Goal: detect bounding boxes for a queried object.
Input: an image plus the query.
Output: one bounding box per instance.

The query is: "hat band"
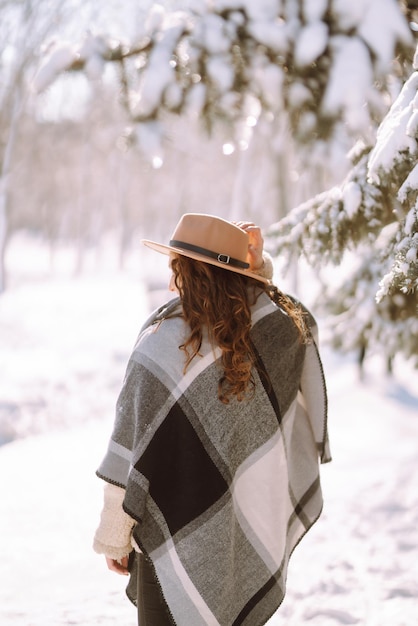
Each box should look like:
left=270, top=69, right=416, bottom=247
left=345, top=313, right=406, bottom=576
left=169, top=239, right=250, bottom=269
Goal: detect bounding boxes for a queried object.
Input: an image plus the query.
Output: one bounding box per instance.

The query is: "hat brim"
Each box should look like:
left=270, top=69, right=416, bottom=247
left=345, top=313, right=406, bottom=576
left=141, top=239, right=269, bottom=284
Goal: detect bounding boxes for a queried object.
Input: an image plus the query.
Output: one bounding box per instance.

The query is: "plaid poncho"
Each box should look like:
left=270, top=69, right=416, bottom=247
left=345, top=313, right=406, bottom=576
left=97, top=292, right=331, bottom=626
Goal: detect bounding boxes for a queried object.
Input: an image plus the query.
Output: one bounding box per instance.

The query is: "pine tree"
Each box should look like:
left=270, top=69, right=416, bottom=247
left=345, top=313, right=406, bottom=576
left=267, top=50, right=418, bottom=368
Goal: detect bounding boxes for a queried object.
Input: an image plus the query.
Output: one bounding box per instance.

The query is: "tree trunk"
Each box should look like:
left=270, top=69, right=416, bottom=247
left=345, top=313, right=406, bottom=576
left=0, top=190, right=7, bottom=293
left=0, top=90, right=22, bottom=293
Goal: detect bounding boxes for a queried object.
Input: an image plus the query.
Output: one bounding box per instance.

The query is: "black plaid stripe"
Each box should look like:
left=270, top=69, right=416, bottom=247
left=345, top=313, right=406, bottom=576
left=134, top=401, right=229, bottom=536
left=288, top=476, right=322, bottom=531
left=232, top=561, right=286, bottom=626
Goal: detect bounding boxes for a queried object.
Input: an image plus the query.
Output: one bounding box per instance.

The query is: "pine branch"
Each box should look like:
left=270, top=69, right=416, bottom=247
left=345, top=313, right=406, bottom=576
left=265, top=146, right=392, bottom=267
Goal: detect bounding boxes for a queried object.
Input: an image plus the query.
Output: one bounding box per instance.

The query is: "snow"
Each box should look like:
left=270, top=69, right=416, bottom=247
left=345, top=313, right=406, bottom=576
left=302, top=0, right=328, bottom=23
left=294, top=21, right=328, bottom=68
left=322, top=36, right=373, bottom=131
left=246, top=20, right=288, bottom=53
left=33, top=43, right=78, bottom=92
left=134, top=26, right=181, bottom=118
left=185, top=82, right=207, bottom=117
left=406, top=247, right=417, bottom=263
left=332, top=0, right=366, bottom=30
left=342, top=181, right=362, bottom=218
left=145, top=3, right=166, bottom=33
left=358, top=0, right=413, bottom=72
left=206, top=56, right=235, bottom=92
left=197, top=14, right=233, bottom=55
left=367, top=72, right=418, bottom=183
left=376, top=270, right=396, bottom=303
left=398, top=165, right=418, bottom=203
left=253, top=62, right=284, bottom=110
left=78, top=32, right=109, bottom=80
left=405, top=207, right=417, bottom=235
left=0, top=236, right=417, bottom=625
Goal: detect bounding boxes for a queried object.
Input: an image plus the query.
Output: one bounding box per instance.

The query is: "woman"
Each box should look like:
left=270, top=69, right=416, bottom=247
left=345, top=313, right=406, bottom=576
left=93, top=213, right=331, bottom=626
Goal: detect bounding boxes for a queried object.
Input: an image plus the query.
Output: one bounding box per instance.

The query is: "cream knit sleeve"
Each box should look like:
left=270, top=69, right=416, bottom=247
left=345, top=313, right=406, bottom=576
left=93, top=483, right=136, bottom=560
left=253, top=252, right=274, bottom=281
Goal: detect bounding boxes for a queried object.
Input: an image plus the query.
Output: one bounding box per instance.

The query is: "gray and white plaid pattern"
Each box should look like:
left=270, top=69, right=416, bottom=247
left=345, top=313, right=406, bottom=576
left=97, top=293, right=331, bottom=625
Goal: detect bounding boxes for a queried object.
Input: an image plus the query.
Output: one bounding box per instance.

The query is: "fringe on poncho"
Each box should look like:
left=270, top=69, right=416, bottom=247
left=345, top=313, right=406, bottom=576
left=97, top=292, right=331, bottom=625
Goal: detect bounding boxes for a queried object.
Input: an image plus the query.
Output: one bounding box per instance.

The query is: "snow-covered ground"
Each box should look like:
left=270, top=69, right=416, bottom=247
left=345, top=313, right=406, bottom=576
left=0, top=237, right=417, bottom=625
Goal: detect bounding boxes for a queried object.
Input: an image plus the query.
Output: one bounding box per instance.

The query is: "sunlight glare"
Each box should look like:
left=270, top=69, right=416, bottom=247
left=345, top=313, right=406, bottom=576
left=222, top=142, right=235, bottom=156
left=152, top=155, right=163, bottom=169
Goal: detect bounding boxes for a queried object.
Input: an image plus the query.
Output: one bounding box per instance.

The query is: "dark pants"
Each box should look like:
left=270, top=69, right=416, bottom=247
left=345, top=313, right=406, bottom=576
left=137, top=553, right=172, bottom=625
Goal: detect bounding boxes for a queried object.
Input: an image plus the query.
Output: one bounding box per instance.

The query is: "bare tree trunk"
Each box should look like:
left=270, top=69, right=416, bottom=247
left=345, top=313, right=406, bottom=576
left=0, top=191, right=7, bottom=293
left=74, top=130, right=91, bottom=275
left=117, top=151, right=131, bottom=270
left=0, top=89, right=21, bottom=293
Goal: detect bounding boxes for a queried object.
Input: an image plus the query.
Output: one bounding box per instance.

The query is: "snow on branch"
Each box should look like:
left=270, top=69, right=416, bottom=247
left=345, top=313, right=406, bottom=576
left=367, top=71, right=418, bottom=185
left=319, top=235, right=418, bottom=364
left=376, top=205, right=418, bottom=298
left=33, top=33, right=155, bottom=92
left=365, top=61, right=418, bottom=298
left=33, top=0, right=415, bottom=149
left=265, top=146, right=389, bottom=268
left=268, top=34, right=418, bottom=300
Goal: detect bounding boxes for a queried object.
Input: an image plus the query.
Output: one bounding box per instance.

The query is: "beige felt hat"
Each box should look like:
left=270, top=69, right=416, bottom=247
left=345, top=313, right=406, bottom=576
left=141, top=213, right=269, bottom=284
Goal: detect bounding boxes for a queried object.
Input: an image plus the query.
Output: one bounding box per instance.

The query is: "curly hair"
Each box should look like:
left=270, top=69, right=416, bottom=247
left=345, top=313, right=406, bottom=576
left=170, top=254, right=309, bottom=403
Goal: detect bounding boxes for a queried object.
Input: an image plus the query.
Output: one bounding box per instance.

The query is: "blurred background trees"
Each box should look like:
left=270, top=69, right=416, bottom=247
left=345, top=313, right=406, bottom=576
left=0, top=0, right=72, bottom=290
left=2, top=0, right=418, bottom=368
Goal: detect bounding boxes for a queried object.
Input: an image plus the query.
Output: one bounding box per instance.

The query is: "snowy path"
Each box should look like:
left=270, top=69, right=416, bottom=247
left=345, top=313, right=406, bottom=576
left=0, top=274, right=417, bottom=625
left=0, top=421, right=136, bottom=625
left=271, top=357, right=418, bottom=626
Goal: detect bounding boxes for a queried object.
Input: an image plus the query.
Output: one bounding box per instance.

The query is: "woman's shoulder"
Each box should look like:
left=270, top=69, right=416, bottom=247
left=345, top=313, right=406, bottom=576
left=254, top=289, right=317, bottom=330
left=131, top=298, right=186, bottom=359
left=138, top=297, right=183, bottom=333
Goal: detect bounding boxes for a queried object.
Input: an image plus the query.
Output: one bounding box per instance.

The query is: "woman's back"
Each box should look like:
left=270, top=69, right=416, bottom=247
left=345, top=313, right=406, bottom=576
left=94, top=214, right=331, bottom=626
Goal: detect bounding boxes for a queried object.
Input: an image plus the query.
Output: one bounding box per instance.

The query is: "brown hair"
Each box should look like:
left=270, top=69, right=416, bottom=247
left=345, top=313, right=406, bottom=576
left=171, top=255, right=309, bottom=403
